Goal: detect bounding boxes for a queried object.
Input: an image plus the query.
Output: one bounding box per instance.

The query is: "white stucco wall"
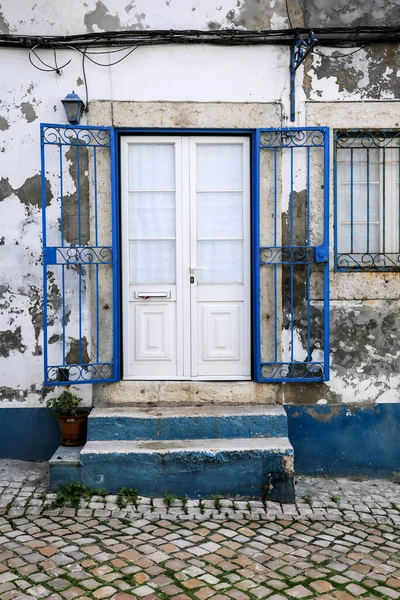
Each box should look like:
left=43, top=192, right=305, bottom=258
left=1, top=0, right=400, bottom=407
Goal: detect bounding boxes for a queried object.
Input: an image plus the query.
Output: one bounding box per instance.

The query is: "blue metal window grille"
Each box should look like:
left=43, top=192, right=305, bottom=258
left=253, top=128, right=330, bottom=382
left=335, top=130, right=400, bottom=271
left=41, top=124, right=120, bottom=385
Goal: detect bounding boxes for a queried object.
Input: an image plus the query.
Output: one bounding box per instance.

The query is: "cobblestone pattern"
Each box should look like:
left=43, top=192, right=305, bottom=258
left=0, top=461, right=399, bottom=600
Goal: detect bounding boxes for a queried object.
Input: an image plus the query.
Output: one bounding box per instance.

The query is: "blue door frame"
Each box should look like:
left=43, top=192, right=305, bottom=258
left=42, top=125, right=329, bottom=385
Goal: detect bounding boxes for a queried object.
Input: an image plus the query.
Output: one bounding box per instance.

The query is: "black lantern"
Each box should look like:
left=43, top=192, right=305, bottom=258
left=61, top=91, right=85, bottom=125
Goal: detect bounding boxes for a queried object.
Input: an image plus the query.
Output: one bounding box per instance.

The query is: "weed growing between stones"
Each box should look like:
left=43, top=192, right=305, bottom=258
left=331, top=494, right=340, bottom=503
left=304, top=495, right=313, bottom=505
left=213, top=494, right=222, bottom=513
left=163, top=493, right=176, bottom=513
left=180, top=495, right=188, bottom=514
left=116, top=487, right=139, bottom=509
left=50, top=481, right=105, bottom=509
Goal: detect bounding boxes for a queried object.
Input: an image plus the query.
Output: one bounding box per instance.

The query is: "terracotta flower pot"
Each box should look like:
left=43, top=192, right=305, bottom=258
left=57, top=409, right=90, bottom=447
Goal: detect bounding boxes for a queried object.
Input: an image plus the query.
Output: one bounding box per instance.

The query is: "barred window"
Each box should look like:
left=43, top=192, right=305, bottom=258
left=335, top=130, right=400, bottom=271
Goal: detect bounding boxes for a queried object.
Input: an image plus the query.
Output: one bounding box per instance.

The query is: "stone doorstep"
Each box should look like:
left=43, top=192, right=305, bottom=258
left=87, top=405, right=289, bottom=442
left=79, top=437, right=295, bottom=502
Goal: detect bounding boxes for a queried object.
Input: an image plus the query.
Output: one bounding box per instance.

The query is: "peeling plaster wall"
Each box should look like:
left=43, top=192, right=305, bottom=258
left=1, top=0, right=400, bottom=35
left=1, top=0, right=400, bottom=413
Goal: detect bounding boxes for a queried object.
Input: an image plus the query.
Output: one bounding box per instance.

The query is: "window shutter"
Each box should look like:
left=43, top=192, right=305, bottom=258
left=41, top=124, right=120, bottom=385
left=253, top=128, right=330, bottom=382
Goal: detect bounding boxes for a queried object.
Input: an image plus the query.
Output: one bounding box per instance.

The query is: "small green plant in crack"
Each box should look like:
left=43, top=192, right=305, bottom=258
left=199, top=499, right=205, bottom=514
left=246, top=501, right=252, bottom=513
left=303, top=495, right=313, bottom=505
left=50, top=481, right=96, bottom=510
left=180, top=496, right=188, bottom=514
left=163, top=493, right=176, bottom=513
left=331, top=494, right=340, bottom=504
left=212, top=494, right=222, bottom=513
left=150, top=497, right=155, bottom=512
left=116, top=487, right=139, bottom=510
left=231, top=500, right=237, bottom=512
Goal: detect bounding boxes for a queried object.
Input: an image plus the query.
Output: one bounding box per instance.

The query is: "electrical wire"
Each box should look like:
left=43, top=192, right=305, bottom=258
left=285, top=0, right=293, bottom=29
left=28, top=45, right=71, bottom=72
left=82, top=47, right=89, bottom=111
left=313, top=45, right=369, bottom=58
left=3, top=26, right=400, bottom=50
left=67, top=44, right=138, bottom=67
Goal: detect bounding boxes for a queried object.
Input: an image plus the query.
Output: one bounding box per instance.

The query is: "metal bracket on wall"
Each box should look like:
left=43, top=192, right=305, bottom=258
left=290, top=31, right=318, bottom=122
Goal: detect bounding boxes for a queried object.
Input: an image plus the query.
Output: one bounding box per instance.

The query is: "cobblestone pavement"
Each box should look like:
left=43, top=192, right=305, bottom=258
left=0, top=461, right=400, bottom=600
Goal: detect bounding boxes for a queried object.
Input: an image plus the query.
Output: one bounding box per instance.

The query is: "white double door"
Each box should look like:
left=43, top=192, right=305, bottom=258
left=121, top=135, right=251, bottom=380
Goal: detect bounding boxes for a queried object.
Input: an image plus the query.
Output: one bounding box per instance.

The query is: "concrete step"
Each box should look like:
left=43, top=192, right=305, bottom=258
left=87, top=405, right=288, bottom=441
left=80, top=437, right=295, bottom=501
left=49, top=446, right=82, bottom=491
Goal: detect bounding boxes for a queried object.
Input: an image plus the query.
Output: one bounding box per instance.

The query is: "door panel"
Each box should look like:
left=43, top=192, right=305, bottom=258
left=121, top=135, right=251, bottom=380
left=190, top=138, right=251, bottom=378
left=121, top=137, right=182, bottom=378
left=132, top=302, right=176, bottom=368
left=200, top=303, right=241, bottom=361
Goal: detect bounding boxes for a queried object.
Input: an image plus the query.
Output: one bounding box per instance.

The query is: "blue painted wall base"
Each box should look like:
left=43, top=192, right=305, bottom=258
left=0, top=408, right=61, bottom=461
left=3, top=404, right=400, bottom=480
left=285, top=403, right=400, bottom=477
left=0, top=408, right=90, bottom=462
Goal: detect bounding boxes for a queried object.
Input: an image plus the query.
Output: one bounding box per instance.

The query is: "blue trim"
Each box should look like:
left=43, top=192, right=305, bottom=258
left=117, top=128, right=254, bottom=133
left=40, top=124, right=49, bottom=387
left=334, top=129, right=400, bottom=272
left=322, top=126, right=330, bottom=381
left=333, top=130, right=339, bottom=272
left=252, top=130, right=261, bottom=381
left=41, top=123, right=119, bottom=386
left=255, top=127, right=330, bottom=383
left=111, top=128, right=121, bottom=382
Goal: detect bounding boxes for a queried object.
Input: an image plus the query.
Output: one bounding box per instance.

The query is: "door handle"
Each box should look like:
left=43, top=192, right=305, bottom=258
left=190, top=265, right=205, bottom=273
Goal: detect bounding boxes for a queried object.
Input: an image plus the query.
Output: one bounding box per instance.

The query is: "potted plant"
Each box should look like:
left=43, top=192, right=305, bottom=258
left=46, top=391, right=89, bottom=447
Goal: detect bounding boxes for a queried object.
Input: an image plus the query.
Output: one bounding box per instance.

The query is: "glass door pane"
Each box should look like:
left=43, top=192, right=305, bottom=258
left=128, top=144, right=176, bottom=284
left=196, top=144, right=244, bottom=284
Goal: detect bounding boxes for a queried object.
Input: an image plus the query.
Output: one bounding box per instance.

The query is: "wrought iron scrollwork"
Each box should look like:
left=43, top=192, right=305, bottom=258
left=261, top=362, right=324, bottom=380
left=42, top=126, right=111, bottom=147
left=260, top=246, right=315, bottom=265
left=56, top=246, right=113, bottom=265
left=47, top=363, right=114, bottom=382
left=336, top=130, right=400, bottom=149
left=336, top=253, right=400, bottom=271
left=260, top=129, right=324, bottom=149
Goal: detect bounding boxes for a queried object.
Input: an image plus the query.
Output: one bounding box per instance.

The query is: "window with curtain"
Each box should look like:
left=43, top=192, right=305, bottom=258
left=335, top=130, right=400, bottom=271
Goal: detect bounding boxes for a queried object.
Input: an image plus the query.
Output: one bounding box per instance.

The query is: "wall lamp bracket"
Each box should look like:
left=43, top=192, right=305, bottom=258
left=290, top=31, right=318, bottom=122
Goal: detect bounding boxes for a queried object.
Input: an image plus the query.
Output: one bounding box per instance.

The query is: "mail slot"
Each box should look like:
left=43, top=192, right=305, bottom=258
left=134, top=292, right=171, bottom=299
